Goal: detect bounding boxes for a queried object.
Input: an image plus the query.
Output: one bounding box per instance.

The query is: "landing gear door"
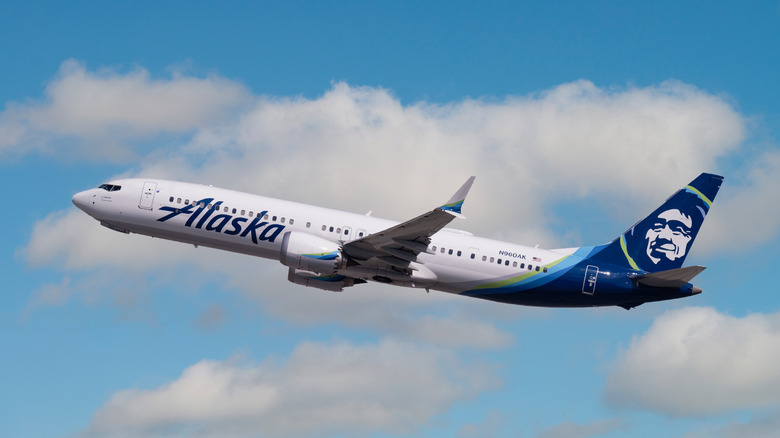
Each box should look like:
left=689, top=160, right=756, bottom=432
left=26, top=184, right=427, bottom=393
left=139, top=181, right=157, bottom=210
left=582, top=265, right=598, bottom=295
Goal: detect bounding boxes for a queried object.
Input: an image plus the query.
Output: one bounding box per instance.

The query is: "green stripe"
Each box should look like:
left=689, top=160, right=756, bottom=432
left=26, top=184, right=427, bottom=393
left=443, top=200, right=464, bottom=209
left=685, top=185, right=712, bottom=208
left=303, top=251, right=336, bottom=257
left=473, top=256, right=569, bottom=290
left=620, top=235, right=640, bottom=270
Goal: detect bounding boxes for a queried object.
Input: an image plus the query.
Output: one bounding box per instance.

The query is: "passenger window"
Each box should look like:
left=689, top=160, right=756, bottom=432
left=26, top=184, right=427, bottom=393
left=343, top=229, right=348, bottom=235
left=329, top=226, right=334, bottom=232
left=513, top=261, right=517, bottom=267
left=497, top=259, right=502, bottom=264
left=290, top=219, right=294, bottom=225
left=322, top=225, right=327, bottom=231
left=241, top=210, right=245, bottom=215
left=535, top=266, right=540, bottom=271
left=177, top=198, right=182, bottom=204
left=224, top=207, right=229, bottom=213
left=528, top=265, right=533, bottom=270
left=432, top=246, right=437, bottom=252
left=307, top=222, right=311, bottom=228
left=543, top=267, right=548, bottom=273
left=470, top=254, right=475, bottom=259
left=448, top=249, right=453, bottom=255
left=272, top=216, right=277, bottom=221
left=457, top=250, right=462, bottom=257
left=359, top=232, right=364, bottom=237
left=264, top=214, right=269, bottom=220
left=185, top=199, right=190, bottom=205
left=440, top=248, right=445, bottom=254
left=232, top=208, right=237, bottom=214
left=169, top=196, right=174, bottom=202
left=249, top=211, right=253, bottom=217
left=281, top=217, right=285, bottom=223
left=482, top=256, right=487, bottom=261
left=489, top=257, right=495, bottom=263
left=336, top=228, right=341, bottom=233
left=505, top=260, right=510, bottom=266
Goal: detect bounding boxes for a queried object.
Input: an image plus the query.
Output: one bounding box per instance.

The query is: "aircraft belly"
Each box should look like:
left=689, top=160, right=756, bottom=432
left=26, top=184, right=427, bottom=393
left=457, top=260, right=638, bottom=307
left=100, top=218, right=280, bottom=260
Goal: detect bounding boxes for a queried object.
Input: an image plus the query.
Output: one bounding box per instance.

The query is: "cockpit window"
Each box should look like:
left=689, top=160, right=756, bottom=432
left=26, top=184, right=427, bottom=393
left=98, top=184, right=122, bottom=192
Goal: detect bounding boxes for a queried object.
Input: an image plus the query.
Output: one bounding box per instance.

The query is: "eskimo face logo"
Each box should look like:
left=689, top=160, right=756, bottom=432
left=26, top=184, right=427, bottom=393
left=644, top=208, right=693, bottom=264
left=157, top=197, right=285, bottom=244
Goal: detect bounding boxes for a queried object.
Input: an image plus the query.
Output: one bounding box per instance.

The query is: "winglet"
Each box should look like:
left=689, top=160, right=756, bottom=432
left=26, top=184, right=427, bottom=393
left=441, top=176, right=476, bottom=215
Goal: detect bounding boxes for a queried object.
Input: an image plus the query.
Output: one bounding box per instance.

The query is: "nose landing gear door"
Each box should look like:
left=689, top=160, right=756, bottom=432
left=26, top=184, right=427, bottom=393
left=139, top=181, right=157, bottom=210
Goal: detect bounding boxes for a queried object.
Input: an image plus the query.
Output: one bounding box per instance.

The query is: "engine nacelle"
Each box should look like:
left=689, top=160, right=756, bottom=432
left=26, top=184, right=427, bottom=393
left=280, top=231, right=344, bottom=274
left=288, top=268, right=354, bottom=292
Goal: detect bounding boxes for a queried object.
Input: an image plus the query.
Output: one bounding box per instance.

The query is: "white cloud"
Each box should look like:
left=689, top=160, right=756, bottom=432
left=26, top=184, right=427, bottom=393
left=22, top=209, right=198, bottom=270
left=82, top=339, right=499, bottom=438
left=604, top=307, right=780, bottom=416
left=0, top=59, right=250, bottom=160
left=695, top=149, right=780, bottom=255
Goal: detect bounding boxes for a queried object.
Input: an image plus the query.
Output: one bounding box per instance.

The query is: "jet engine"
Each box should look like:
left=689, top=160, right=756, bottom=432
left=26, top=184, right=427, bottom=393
left=279, top=231, right=345, bottom=274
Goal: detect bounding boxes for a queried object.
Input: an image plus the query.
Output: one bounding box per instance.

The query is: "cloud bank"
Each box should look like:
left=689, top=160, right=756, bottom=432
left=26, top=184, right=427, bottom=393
left=0, top=59, right=250, bottom=161
left=82, top=339, right=498, bottom=438
left=605, top=307, right=780, bottom=416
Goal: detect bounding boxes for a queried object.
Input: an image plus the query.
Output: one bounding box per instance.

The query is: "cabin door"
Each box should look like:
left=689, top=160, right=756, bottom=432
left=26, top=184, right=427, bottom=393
left=139, top=181, right=157, bottom=210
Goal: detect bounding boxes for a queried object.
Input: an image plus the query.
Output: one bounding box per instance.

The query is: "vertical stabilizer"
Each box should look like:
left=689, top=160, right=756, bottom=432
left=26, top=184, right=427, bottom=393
left=591, top=173, right=723, bottom=272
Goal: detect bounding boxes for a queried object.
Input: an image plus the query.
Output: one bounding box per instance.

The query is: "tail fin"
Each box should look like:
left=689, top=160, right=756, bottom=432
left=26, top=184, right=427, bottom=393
left=591, top=173, right=724, bottom=272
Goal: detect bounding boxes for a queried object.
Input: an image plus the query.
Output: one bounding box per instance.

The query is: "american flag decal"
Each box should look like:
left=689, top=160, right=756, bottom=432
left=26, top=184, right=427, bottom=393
left=533, top=256, right=541, bottom=262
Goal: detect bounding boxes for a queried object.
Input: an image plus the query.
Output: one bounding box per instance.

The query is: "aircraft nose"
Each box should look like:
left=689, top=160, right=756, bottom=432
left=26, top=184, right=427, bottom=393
left=72, top=190, right=94, bottom=212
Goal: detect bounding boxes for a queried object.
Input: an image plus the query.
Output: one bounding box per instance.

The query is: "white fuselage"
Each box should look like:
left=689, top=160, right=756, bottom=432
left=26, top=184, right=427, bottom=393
left=72, top=178, right=571, bottom=295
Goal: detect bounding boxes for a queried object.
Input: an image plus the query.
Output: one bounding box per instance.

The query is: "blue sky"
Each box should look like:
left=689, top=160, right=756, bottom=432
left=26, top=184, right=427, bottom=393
left=2, top=1, right=780, bottom=437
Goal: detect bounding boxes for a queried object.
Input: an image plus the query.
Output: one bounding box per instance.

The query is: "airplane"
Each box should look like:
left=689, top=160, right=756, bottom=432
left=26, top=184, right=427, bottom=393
left=72, top=173, right=723, bottom=309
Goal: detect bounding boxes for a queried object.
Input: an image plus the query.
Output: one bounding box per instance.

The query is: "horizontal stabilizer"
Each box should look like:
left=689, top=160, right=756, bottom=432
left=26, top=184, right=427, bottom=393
left=634, top=265, right=706, bottom=288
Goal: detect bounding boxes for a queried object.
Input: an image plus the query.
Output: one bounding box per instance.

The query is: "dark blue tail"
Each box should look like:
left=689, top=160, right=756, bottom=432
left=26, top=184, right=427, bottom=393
left=591, top=173, right=724, bottom=273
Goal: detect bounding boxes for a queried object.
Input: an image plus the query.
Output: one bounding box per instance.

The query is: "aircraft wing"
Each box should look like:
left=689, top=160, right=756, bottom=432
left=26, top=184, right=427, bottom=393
left=342, top=177, right=475, bottom=272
